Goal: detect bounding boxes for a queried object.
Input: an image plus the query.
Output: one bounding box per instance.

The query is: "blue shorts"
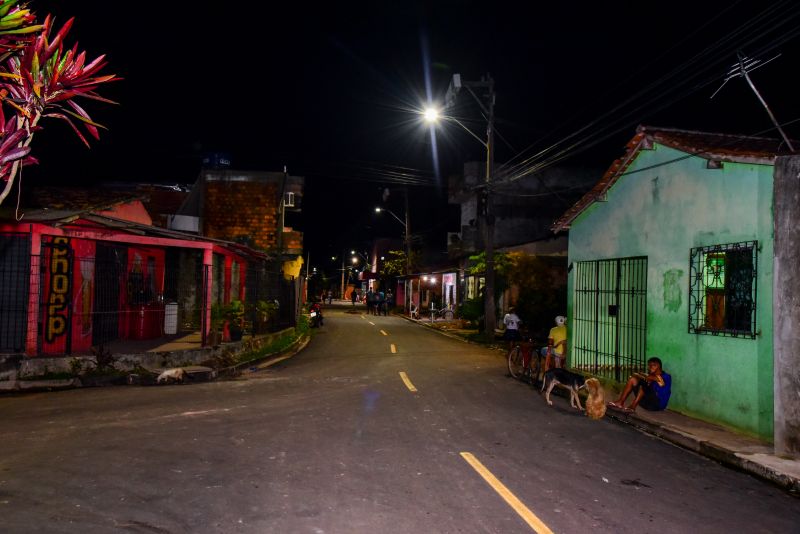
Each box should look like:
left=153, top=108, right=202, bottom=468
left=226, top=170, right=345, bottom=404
left=632, top=380, right=662, bottom=411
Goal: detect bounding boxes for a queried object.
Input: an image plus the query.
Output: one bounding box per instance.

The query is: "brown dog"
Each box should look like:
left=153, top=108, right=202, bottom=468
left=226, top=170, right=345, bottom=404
left=584, top=378, right=607, bottom=420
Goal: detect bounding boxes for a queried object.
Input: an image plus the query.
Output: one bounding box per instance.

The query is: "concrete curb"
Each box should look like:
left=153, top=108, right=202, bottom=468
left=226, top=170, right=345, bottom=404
left=0, top=333, right=312, bottom=392
left=220, top=333, right=311, bottom=377
left=397, top=313, right=506, bottom=351
left=608, top=410, right=800, bottom=493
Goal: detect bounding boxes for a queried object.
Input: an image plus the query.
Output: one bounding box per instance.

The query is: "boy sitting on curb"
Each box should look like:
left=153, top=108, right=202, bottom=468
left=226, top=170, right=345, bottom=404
left=608, top=357, right=671, bottom=413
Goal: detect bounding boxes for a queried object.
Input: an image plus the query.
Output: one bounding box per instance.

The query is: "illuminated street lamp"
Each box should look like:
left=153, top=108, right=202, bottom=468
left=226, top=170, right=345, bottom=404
left=423, top=107, right=440, bottom=123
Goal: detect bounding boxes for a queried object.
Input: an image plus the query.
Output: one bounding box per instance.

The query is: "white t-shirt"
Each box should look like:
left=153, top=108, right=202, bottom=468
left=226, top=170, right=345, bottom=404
left=503, top=313, right=520, bottom=330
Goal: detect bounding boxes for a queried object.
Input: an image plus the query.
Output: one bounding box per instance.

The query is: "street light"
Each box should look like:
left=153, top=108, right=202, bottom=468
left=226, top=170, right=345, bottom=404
left=374, top=206, right=406, bottom=228
left=351, top=249, right=368, bottom=262
left=422, top=73, right=497, bottom=338
left=423, top=107, right=440, bottom=123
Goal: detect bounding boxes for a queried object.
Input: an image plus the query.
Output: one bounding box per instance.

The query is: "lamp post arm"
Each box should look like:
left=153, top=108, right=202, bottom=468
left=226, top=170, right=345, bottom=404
left=464, top=84, right=490, bottom=117
left=383, top=208, right=407, bottom=227
left=447, top=116, right=489, bottom=148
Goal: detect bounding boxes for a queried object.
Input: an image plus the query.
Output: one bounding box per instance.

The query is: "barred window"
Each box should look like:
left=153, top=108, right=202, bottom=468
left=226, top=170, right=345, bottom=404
left=689, top=241, right=757, bottom=338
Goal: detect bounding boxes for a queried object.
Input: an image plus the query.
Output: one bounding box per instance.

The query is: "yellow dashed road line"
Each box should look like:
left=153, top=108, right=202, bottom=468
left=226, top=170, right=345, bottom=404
left=399, top=371, right=417, bottom=392
left=368, top=321, right=375, bottom=326
left=460, top=452, right=554, bottom=534
left=380, top=330, right=388, bottom=336
left=390, top=343, right=397, bottom=353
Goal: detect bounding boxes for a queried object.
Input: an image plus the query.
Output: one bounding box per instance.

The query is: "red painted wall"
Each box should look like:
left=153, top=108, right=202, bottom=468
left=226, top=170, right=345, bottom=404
left=40, top=236, right=96, bottom=354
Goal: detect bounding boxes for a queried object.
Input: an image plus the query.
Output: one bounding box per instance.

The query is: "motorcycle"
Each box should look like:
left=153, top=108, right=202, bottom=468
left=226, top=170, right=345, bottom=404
left=309, top=303, right=323, bottom=328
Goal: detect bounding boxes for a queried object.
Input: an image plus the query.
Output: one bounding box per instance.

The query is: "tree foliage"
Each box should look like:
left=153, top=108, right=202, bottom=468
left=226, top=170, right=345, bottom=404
left=379, top=249, right=419, bottom=277
left=0, top=1, right=118, bottom=205
left=468, top=251, right=567, bottom=339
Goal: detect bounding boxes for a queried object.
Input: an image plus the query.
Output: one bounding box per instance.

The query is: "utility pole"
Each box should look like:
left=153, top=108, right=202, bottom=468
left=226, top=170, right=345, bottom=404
left=277, top=165, right=288, bottom=267
left=483, top=75, right=497, bottom=338
left=430, top=72, right=497, bottom=337
left=340, top=253, right=345, bottom=299
left=304, top=251, right=310, bottom=302
left=404, top=186, right=412, bottom=275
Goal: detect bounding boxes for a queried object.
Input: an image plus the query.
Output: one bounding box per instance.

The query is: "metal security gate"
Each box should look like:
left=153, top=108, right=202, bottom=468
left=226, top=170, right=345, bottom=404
left=0, top=233, right=31, bottom=352
left=572, top=257, right=647, bottom=382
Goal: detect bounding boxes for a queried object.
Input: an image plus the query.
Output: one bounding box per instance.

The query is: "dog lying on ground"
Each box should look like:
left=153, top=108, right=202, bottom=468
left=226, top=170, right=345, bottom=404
left=157, top=368, right=186, bottom=384
left=584, top=378, right=607, bottom=420
left=541, top=368, right=586, bottom=410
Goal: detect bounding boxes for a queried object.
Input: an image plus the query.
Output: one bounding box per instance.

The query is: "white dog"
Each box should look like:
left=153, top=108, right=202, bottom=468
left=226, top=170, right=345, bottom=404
left=157, top=368, right=186, bottom=384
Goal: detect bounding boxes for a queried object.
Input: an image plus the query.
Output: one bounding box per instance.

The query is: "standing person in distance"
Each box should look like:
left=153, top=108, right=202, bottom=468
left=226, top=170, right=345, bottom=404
left=385, top=289, right=393, bottom=315
left=503, top=306, right=522, bottom=351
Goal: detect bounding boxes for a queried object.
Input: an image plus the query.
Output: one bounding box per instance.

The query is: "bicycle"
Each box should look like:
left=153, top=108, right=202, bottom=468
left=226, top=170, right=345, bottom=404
left=507, top=336, right=543, bottom=386
left=428, top=305, right=455, bottom=322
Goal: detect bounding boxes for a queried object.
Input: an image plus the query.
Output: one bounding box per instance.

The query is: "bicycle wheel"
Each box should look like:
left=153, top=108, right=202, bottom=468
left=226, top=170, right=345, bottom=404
left=529, top=348, right=543, bottom=387
left=442, top=309, right=454, bottom=321
left=507, top=346, right=524, bottom=379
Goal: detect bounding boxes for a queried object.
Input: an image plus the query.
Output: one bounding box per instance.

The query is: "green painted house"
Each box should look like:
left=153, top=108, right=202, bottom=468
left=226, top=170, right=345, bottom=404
left=552, top=125, right=794, bottom=441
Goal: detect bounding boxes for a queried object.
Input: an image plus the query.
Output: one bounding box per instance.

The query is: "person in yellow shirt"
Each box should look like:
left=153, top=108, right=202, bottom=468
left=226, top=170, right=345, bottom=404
left=545, top=315, right=567, bottom=370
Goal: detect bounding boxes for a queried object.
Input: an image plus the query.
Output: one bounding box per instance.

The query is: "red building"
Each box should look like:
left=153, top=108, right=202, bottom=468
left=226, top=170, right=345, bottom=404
left=0, top=190, right=292, bottom=357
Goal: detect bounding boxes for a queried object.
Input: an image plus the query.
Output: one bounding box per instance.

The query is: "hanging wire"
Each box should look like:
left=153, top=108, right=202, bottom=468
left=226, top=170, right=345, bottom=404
left=494, top=1, right=800, bottom=185
left=498, top=0, right=751, bottom=173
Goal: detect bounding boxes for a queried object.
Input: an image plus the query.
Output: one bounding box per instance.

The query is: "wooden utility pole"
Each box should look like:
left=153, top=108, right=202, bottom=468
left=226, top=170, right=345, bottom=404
left=340, top=253, right=345, bottom=299
left=404, top=186, right=411, bottom=275
left=438, top=72, right=497, bottom=337
left=483, top=75, right=496, bottom=338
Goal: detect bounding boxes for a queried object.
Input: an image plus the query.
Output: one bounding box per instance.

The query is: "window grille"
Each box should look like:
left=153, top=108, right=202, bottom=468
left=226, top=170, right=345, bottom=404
left=688, top=241, right=757, bottom=338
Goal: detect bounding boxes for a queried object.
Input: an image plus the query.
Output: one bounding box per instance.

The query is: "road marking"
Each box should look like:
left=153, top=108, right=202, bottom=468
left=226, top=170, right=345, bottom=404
left=399, top=371, right=417, bottom=392
left=390, top=343, right=397, bottom=353
left=460, top=452, right=554, bottom=534
left=380, top=330, right=388, bottom=336
left=368, top=321, right=375, bottom=326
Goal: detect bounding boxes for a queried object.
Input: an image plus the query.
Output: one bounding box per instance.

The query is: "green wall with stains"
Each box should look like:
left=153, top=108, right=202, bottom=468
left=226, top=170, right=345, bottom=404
left=567, top=143, right=774, bottom=440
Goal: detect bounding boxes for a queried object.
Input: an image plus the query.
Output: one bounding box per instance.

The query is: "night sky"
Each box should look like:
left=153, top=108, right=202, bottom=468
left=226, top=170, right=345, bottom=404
left=25, top=1, right=800, bottom=272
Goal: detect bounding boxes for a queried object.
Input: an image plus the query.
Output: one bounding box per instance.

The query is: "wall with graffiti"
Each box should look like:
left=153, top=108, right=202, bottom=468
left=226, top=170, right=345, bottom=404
left=41, top=236, right=96, bottom=354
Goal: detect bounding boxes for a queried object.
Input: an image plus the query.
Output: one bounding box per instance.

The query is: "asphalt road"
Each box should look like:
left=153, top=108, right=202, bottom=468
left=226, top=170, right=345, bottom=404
left=2, top=308, right=799, bottom=533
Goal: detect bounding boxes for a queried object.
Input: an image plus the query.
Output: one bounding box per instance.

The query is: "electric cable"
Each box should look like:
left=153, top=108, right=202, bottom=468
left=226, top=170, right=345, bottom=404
left=496, top=1, right=800, bottom=184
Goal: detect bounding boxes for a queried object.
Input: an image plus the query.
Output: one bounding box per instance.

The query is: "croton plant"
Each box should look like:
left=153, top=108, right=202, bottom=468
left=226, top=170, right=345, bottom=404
left=0, top=0, right=117, bottom=205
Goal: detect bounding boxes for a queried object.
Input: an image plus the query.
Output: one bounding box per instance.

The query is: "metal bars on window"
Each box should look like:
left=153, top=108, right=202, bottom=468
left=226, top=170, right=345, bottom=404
left=573, top=257, right=648, bottom=382
left=688, top=241, right=757, bottom=339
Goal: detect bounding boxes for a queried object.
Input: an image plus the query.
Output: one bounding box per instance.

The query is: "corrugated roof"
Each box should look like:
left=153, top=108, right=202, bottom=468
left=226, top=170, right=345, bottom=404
left=27, top=187, right=144, bottom=211
left=551, top=125, right=794, bottom=233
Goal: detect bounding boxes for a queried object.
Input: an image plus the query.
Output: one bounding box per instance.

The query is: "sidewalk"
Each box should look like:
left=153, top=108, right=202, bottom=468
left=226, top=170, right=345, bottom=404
left=402, top=312, right=800, bottom=493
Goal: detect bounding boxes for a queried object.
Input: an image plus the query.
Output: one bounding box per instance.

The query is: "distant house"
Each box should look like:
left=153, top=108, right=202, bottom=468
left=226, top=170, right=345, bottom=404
left=553, top=125, right=794, bottom=440
left=447, top=161, right=594, bottom=319
left=448, top=161, right=595, bottom=260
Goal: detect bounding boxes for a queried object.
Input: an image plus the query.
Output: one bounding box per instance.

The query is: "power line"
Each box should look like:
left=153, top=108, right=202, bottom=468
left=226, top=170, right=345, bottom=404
left=496, top=1, right=800, bottom=184
left=498, top=0, right=751, bottom=172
